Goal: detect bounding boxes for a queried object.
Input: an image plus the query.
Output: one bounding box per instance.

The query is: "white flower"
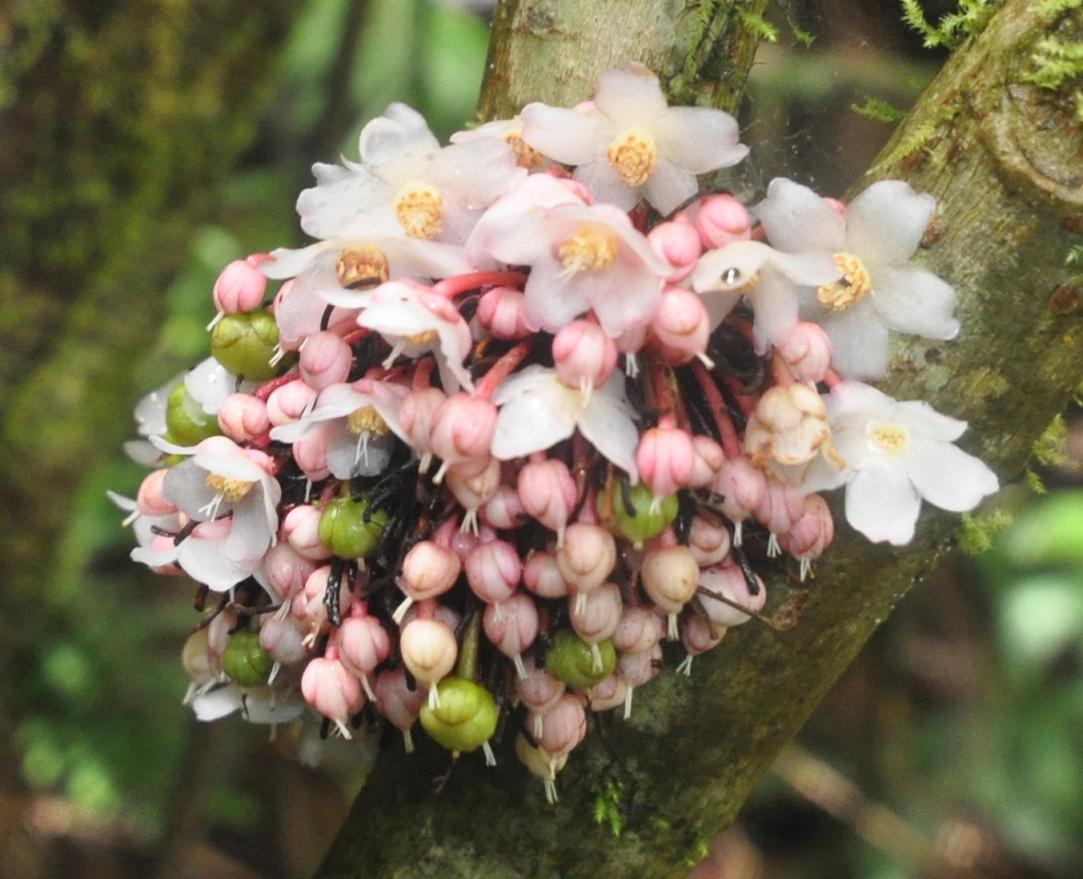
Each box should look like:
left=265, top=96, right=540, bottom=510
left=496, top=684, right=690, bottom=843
left=356, top=281, right=474, bottom=392
left=192, top=682, right=306, bottom=724
left=467, top=194, right=668, bottom=337
left=450, top=117, right=551, bottom=171
left=156, top=436, right=282, bottom=572
left=123, top=375, right=181, bottom=465
left=270, top=380, right=409, bottom=479
left=802, top=382, right=998, bottom=546
left=691, top=240, right=841, bottom=352
left=186, top=357, right=258, bottom=416
left=754, top=178, right=958, bottom=379
left=296, top=103, right=525, bottom=245
left=520, top=65, right=748, bottom=213
left=491, top=365, right=639, bottom=479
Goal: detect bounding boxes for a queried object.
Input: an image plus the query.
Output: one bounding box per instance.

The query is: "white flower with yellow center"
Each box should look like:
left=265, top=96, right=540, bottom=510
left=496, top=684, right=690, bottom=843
left=754, top=178, right=959, bottom=379
left=295, top=103, right=525, bottom=246
left=450, top=117, right=549, bottom=170
left=519, top=65, right=748, bottom=213
left=800, top=382, right=998, bottom=546
left=271, top=380, right=410, bottom=479
left=491, top=366, right=639, bottom=480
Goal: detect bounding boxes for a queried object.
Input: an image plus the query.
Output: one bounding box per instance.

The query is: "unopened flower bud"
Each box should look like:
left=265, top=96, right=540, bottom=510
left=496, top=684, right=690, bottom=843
left=687, top=514, right=731, bottom=567
left=534, top=693, right=587, bottom=757
left=588, top=674, right=628, bottom=712
left=221, top=630, right=273, bottom=687
left=556, top=523, right=616, bottom=593
left=636, top=419, right=696, bottom=500
left=648, top=218, right=702, bottom=282
left=430, top=393, right=497, bottom=477
left=400, top=618, right=457, bottom=702
left=292, top=426, right=331, bottom=481
left=447, top=457, right=501, bottom=532
left=465, top=538, right=521, bottom=603
left=259, top=616, right=308, bottom=666
left=477, top=286, right=531, bottom=340
left=755, top=475, right=804, bottom=555
left=694, top=194, right=751, bottom=249
left=374, top=667, right=426, bottom=752
left=213, top=258, right=267, bottom=315
left=266, top=380, right=316, bottom=427
left=689, top=436, right=726, bottom=489
left=399, top=387, right=447, bottom=470
left=613, top=606, right=664, bottom=654
left=483, top=593, right=539, bottom=679
left=518, top=458, right=577, bottom=542
left=318, top=495, right=388, bottom=559
left=217, top=393, right=270, bottom=443
left=641, top=545, right=700, bottom=637
left=776, top=322, right=833, bottom=384
left=299, top=331, right=353, bottom=391
left=283, top=505, right=334, bottom=561
left=401, top=540, right=461, bottom=602
left=552, top=320, right=617, bottom=391
left=182, top=628, right=217, bottom=686
left=779, top=492, right=834, bottom=580
left=482, top=484, right=526, bottom=530
left=301, top=651, right=365, bottom=737
left=744, top=384, right=831, bottom=467
left=619, top=642, right=661, bottom=689
left=523, top=550, right=569, bottom=599
left=545, top=629, right=616, bottom=689
left=711, top=456, right=767, bottom=544
left=334, top=606, right=391, bottom=692
left=568, top=581, right=622, bottom=648
left=516, top=656, right=565, bottom=715
left=265, top=540, right=318, bottom=599
left=210, top=311, right=279, bottom=380
left=648, top=286, right=711, bottom=366
left=137, top=469, right=177, bottom=517
left=293, top=565, right=350, bottom=640
left=698, top=563, right=766, bottom=627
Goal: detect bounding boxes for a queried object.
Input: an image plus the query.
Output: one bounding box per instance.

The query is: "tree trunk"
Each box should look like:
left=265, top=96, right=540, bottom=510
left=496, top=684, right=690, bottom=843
left=316, top=0, right=1083, bottom=877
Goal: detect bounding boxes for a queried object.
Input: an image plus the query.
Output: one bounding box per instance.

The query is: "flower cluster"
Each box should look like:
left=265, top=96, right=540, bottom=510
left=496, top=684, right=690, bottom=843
left=112, top=66, right=997, bottom=800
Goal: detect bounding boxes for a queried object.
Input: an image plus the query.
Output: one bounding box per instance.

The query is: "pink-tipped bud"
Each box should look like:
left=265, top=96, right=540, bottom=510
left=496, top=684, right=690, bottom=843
left=613, top=606, right=665, bottom=654
left=534, top=693, right=587, bottom=758
left=588, top=674, right=628, bottom=712
left=301, top=652, right=365, bottom=734
left=266, top=380, right=317, bottom=427
left=399, top=618, right=457, bottom=691
left=682, top=614, right=726, bottom=656
left=292, top=565, right=349, bottom=638
left=522, top=550, right=569, bottom=599
left=291, top=427, right=331, bottom=481
left=430, top=393, right=497, bottom=471
left=213, top=258, right=267, bottom=315
left=259, top=616, right=308, bottom=666
left=569, top=581, right=623, bottom=646
left=637, top=418, right=696, bottom=500
left=264, top=541, right=317, bottom=601
left=477, top=286, right=532, bottom=340
left=648, top=218, right=703, bottom=282
left=688, top=436, right=726, bottom=489
left=619, top=643, right=661, bottom=688
left=649, top=286, right=710, bottom=366
left=776, top=322, right=833, bottom=384
left=399, top=387, right=447, bottom=467
left=698, top=563, right=766, bottom=627
left=299, top=331, right=353, bottom=391
left=517, top=458, right=578, bottom=541
left=335, top=608, right=391, bottom=677
left=400, top=540, right=461, bottom=602
left=687, top=514, right=731, bottom=567
left=711, top=455, right=767, bottom=526
left=744, top=384, right=830, bottom=467
left=694, top=194, right=751, bottom=249
left=218, top=393, right=271, bottom=443
left=483, top=593, right=539, bottom=677
left=447, top=457, right=501, bottom=524
left=374, top=667, right=425, bottom=733
left=206, top=609, right=239, bottom=656
left=482, top=484, right=526, bottom=530
left=137, top=469, right=177, bottom=517
left=283, top=505, right=334, bottom=561
left=755, top=474, right=804, bottom=540
left=516, top=656, right=565, bottom=713
left=401, top=599, right=462, bottom=633
left=552, top=320, right=617, bottom=391
left=779, top=493, right=834, bottom=566
left=641, top=546, right=699, bottom=614
left=465, top=538, right=521, bottom=603
left=825, top=197, right=846, bottom=215
left=556, top=523, right=616, bottom=594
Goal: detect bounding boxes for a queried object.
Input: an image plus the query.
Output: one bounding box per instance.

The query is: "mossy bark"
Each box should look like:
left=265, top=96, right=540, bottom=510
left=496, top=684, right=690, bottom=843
left=317, top=1, right=1083, bottom=877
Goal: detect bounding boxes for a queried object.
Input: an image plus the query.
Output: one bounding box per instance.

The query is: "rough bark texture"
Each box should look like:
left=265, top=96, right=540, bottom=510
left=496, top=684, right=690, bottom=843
left=317, top=1, right=1083, bottom=877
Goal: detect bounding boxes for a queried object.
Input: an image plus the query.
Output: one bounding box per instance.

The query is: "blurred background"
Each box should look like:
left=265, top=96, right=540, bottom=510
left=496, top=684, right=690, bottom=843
left=2, top=1, right=1081, bottom=876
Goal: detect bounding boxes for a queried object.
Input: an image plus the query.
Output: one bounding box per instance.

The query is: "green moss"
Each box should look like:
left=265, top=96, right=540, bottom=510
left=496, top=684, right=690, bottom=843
left=901, top=0, right=1003, bottom=49
left=852, top=95, right=907, bottom=123
left=958, top=509, right=1014, bottom=554
left=591, top=779, right=624, bottom=837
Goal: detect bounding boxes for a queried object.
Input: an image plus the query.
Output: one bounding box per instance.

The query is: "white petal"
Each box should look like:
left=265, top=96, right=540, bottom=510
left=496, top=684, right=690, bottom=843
left=576, top=375, right=639, bottom=479
left=520, top=104, right=612, bottom=165
left=240, top=688, right=307, bottom=724
left=429, top=137, right=524, bottom=211
left=134, top=377, right=180, bottom=437
left=296, top=168, right=389, bottom=241
left=692, top=242, right=771, bottom=293
left=262, top=242, right=327, bottom=280
left=655, top=107, right=747, bottom=173
left=225, top=493, right=274, bottom=563
left=845, top=181, right=935, bottom=267
left=818, top=300, right=891, bottom=380
left=177, top=534, right=257, bottom=590
left=845, top=461, right=920, bottom=545
left=593, top=66, right=668, bottom=126
left=748, top=267, right=798, bottom=353
left=894, top=400, right=966, bottom=442
left=642, top=159, right=697, bottom=215
left=701, top=290, right=741, bottom=331
left=163, top=460, right=221, bottom=518
left=193, top=438, right=266, bottom=482
left=131, top=543, right=179, bottom=569
left=754, top=178, right=845, bottom=254
left=574, top=159, right=638, bottom=210
left=124, top=439, right=162, bottom=466
left=871, top=265, right=959, bottom=340
left=192, top=685, right=243, bottom=721
left=382, top=236, right=474, bottom=280
left=491, top=375, right=577, bottom=460
left=106, top=490, right=138, bottom=512
left=906, top=437, right=998, bottom=512
left=521, top=258, right=591, bottom=333
left=767, top=249, right=843, bottom=286
left=358, top=102, right=439, bottom=181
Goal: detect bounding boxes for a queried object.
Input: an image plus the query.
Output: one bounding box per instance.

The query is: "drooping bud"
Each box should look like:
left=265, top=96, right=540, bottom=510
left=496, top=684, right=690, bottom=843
left=551, top=320, right=617, bottom=391
left=779, top=492, right=834, bottom=580
left=515, top=734, right=568, bottom=804
left=698, top=563, right=766, bottom=627
left=400, top=618, right=458, bottom=708
left=482, top=484, right=526, bottom=530
left=447, top=457, right=501, bottom=534
left=545, top=629, right=616, bottom=689
left=694, top=194, right=751, bottom=249
left=283, top=505, right=334, bottom=561
left=522, top=550, right=569, bottom=599
left=636, top=418, right=696, bottom=500
left=374, top=667, right=426, bottom=752
left=429, top=393, right=497, bottom=478
left=612, top=606, right=664, bottom=654
left=292, top=427, right=331, bottom=481
left=776, top=322, right=833, bottom=384
left=399, top=386, right=447, bottom=471
left=533, top=693, right=587, bottom=758
left=137, top=469, right=177, bottom=517
left=266, top=380, right=316, bottom=427
left=334, top=607, right=391, bottom=697
left=687, top=514, right=731, bottom=567
left=259, top=616, right=308, bottom=667
left=711, top=455, right=767, bottom=546
left=465, top=538, right=521, bottom=604
left=300, top=650, right=365, bottom=738
left=264, top=540, right=318, bottom=600
left=477, top=286, right=532, bottom=340
left=213, top=258, right=268, bottom=315
left=317, top=495, right=388, bottom=559
left=299, top=331, right=353, bottom=391
left=556, top=523, right=616, bottom=595
left=210, top=311, right=280, bottom=380
left=689, top=436, right=726, bottom=489
left=641, top=545, right=700, bottom=638
left=483, top=593, right=539, bottom=679
left=516, top=656, right=565, bottom=717
left=517, top=457, right=577, bottom=543
left=649, top=285, right=711, bottom=366
left=647, top=217, right=702, bottom=282
left=218, top=393, right=271, bottom=443
left=568, top=582, right=622, bottom=650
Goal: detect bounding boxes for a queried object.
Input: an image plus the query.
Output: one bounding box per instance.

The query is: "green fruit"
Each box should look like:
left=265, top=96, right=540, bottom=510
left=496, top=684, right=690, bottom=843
left=545, top=629, right=616, bottom=689
left=420, top=677, right=498, bottom=753
left=221, top=631, right=273, bottom=687
left=602, top=479, right=678, bottom=548
left=210, top=311, right=279, bottom=380
left=165, top=385, right=219, bottom=446
left=318, top=495, right=388, bottom=559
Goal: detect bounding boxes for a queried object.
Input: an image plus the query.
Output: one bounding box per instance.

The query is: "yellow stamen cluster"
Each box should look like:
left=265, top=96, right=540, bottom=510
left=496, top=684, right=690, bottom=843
left=336, top=246, right=390, bottom=289
left=393, top=182, right=444, bottom=240
left=205, top=472, right=254, bottom=502
left=557, top=226, right=619, bottom=275
left=505, top=131, right=544, bottom=170
left=816, top=252, right=873, bottom=311
left=606, top=127, right=657, bottom=187
left=869, top=422, right=910, bottom=456
left=346, top=405, right=390, bottom=437
left=404, top=329, right=439, bottom=346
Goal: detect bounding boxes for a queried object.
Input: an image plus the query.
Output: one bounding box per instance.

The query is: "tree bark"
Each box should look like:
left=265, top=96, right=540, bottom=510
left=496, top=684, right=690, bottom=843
left=317, top=0, right=1083, bottom=877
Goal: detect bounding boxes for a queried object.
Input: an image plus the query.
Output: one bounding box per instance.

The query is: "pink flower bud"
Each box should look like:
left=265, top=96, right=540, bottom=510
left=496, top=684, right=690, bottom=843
left=213, top=258, right=267, bottom=315
left=698, top=563, right=766, bottom=627
left=522, top=550, right=569, bottom=599
left=556, top=523, right=616, bottom=594
left=137, top=469, right=177, bottom=517
left=694, top=194, right=751, bottom=249
left=776, top=322, right=833, bottom=384
left=688, top=436, right=725, bottom=489
left=146, top=534, right=184, bottom=576
left=755, top=474, right=804, bottom=553
left=301, top=651, right=365, bottom=736
left=283, top=505, right=334, bottom=561
left=636, top=418, right=696, bottom=500
left=399, top=387, right=447, bottom=470
left=447, top=457, right=501, bottom=531
left=483, top=593, right=539, bottom=678
left=465, top=538, right=521, bottom=603
left=552, top=320, right=617, bottom=391
left=401, top=599, right=461, bottom=633
left=687, top=514, right=731, bottom=567
left=613, top=606, right=664, bottom=654
left=430, top=393, right=497, bottom=477
left=477, top=286, right=532, bottom=340
left=515, top=656, right=565, bottom=713
left=682, top=614, right=725, bottom=656
left=517, top=458, right=577, bottom=542
left=264, top=541, right=317, bottom=601
left=641, top=546, right=699, bottom=638
left=299, top=331, right=353, bottom=391
left=711, top=455, right=767, bottom=542
left=569, top=581, right=622, bottom=644
left=206, top=610, right=239, bottom=659
left=648, top=218, right=702, bottom=282
left=266, top=380, right=317, bottom=427
left=292, top=565, right=349, bottom=641
left=588, top=674, right=628, bottom=712
left=400, top=540, right=461, bottom=603
left=399, top=618, right=457, bottom=698
left=534, top=693, right=587, bottom=758
left=619, top=643, right=661, bottom=688
left=334, top=607, right=391, bottom=683
left=217, top=393, right=271, bottom=443
left=648, top=286, right=710, bottom=366
left=259, top=616, right=308, bottom=666
left=779, top=493, right=833, bottom=579
left=374, top=667, right=425, bottom=750
left=482, top=484, right=526, bottom=530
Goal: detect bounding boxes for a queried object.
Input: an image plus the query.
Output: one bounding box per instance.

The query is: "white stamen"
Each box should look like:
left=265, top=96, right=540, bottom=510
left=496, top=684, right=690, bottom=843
left=206, top=311, right=225, bottom=331
left=695, top=351, right=716, bottom=370
left=392, top=594, right=415, bottom=625
left=590, top=642, right=603, bottom=673
left=482, top=741, right=497, bottom=767
left=335, top=719, right=353, bottom=740
left=676, top=654, right=694, bottom=676
left=361, top=673, right=376, bottom=701
left=513, top=653, right=527, bottom=680
left=767, top=533, right=781, bottom=558
left=667, top=612, right=679, bottom=641
left=403, top=728, right=415, bottom=753
left=428, top=687, right=441, bottom=710
left=121, top=509, right=141, bottom=527
left=623, top=684, right=634, bottom=720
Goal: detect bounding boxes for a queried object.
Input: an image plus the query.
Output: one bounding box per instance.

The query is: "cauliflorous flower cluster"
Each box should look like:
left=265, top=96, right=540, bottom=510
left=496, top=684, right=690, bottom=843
left=112, top=66, right=998, bottom=801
